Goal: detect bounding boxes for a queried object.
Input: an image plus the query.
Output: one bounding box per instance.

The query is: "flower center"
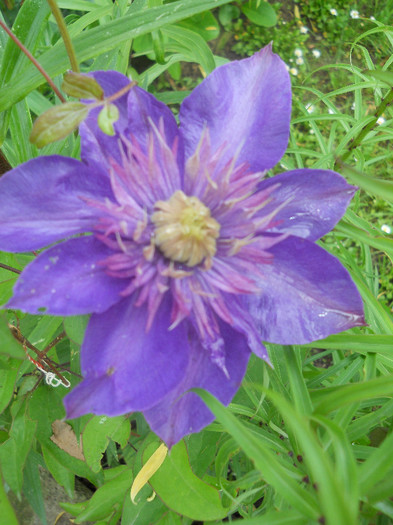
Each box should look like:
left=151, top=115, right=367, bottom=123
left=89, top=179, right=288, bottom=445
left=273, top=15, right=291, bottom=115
left=151, top=190, right=220, bottom=267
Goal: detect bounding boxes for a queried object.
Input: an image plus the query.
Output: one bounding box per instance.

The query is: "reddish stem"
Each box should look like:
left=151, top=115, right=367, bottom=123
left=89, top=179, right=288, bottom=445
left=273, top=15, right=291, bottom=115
left=0, top=19, right=66, bottom=103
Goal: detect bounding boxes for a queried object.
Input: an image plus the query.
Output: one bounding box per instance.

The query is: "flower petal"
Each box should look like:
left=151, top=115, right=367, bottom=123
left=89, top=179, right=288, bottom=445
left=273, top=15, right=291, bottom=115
left=64, top=295, right=189, bottom=418
left=0, top=156, right=112, bottom=252
left=80, top=71, right=131, bottom=175
left=258, top=169, right=357, bottom=241
left=247, top=236, right=365, bottom=344
left=179, top=44, right=291, bottom=172
left=6, top=237, right=125, bottom=314
left=144, top=320, right=250, bottom=447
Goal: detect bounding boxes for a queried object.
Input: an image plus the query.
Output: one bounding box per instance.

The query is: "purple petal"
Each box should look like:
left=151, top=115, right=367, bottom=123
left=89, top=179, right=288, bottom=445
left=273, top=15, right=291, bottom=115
left=179, top=44, right=291, bottom=173
left=64, top=295, right=189, bottom=418
left=0, top=156, right=112, bottom=252
left=80, top=71, right=131, bottom=175
left=144, top=320, right=250, bottom=447
left=258, top=169, right=357, bottom=241
left=247, top=236, right=365, bottom=345
left=6, top=237, right=125, bottom=314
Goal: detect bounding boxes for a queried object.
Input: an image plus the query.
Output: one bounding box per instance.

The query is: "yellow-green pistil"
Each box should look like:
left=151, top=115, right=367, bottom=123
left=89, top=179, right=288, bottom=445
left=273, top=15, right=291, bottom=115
left=151, top=190, right=220, bottom=267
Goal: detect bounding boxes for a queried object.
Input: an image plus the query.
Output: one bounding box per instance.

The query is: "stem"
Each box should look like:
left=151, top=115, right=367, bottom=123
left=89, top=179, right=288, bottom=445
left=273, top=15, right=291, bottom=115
left=336, top=86, right=393, bottom=168
left=0, top=20, right=66, bottom=103
left=0, top=262, right=21, bottom=275
left=46, top=0, right=79, bottom=72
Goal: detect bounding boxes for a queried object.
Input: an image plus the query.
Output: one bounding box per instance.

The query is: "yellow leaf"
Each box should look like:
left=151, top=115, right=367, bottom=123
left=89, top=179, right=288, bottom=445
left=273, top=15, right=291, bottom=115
left=130, top=443, right=168, bottom=504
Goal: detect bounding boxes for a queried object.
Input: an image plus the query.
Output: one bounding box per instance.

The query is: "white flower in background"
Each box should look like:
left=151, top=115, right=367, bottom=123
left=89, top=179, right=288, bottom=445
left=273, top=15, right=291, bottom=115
left=381, top=224, right=392, bottom=234
left=377, top=116, right=386, bottom=125
left=306, top=103, right=315, bottom=113
left=328, top=108, right=335, bottom=114
left=370, top=16, right=376, bottom=21
left=350, top=10, right=360, bottom=19
left=330, top=8, right=338, bottom=16
left=312, top=49, right=321, bottom=58
left=296, top=57, right=304, bottom=65
left=294, top=48, right=303, bottom=57
left=300, top=26, right=309, bottom=34
left=289, top=67, right=299, bottom=76
left=351, top=102, right=356, bottom=111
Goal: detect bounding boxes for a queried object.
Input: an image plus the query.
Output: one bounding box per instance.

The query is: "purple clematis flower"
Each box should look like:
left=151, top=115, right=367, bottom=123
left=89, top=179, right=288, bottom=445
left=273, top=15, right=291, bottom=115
left=0, top=45, right=364, bottom=446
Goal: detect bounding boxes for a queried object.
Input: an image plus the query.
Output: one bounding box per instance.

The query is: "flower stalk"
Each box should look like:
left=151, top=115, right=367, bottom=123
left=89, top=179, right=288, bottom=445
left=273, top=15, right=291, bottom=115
left=46, top=0, right=80, bottom=72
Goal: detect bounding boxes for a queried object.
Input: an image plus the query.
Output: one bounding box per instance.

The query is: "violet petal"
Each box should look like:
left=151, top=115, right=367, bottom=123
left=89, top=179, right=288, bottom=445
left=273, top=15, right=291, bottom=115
left=64, top=295, right=189, bottom=417
left=144, top=320, right=250, bottom=447
left=247, top=236, right=365, bottom=344
left=6, top=237, right=125, bottom=314
left=0, top=156, right=112, bottom=252
left=179, top=44, right=291, bottom=172
left=258, top=169, right=357, bottom=241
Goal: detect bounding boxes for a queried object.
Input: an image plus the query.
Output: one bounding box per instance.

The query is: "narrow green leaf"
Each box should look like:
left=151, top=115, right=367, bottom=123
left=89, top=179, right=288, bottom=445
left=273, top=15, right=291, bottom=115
left=30, top=102, right=90, bottom=148
left=194, top=389, right=320, bottom=520
left=301, top=334, right=393, bottom=357
left=341, top=163, right=393, bottom=203
left=23, top=450, right=47, bottom=525
left=359, top=430, right=393, bottom=495
left=365, top=69, right=393, bottom=86
left=145, top=440, right=227, bottom=521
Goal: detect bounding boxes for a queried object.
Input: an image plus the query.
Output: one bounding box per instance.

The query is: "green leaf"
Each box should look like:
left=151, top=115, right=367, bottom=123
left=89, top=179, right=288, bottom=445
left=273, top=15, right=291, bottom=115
left=29, top=102, right=90, bottom=148
left=23, top=450, right=47, bottom=525
left=365, top=69, right=393, bottom=86
left=0, top=315, right=26, bottom=360
left=218, top=5, right=240, bottom=26
left=145, top=440, right=227, bottom=521
left=63, top=315, right=89, bottom=345
left=0, top=360, right=21, bottom=414
left=341, top=164, right=393, bottom=204
left=0, top=407, right=37, bottom=496
left=0, top=469, right=18, bottom=525
left=301, top=334, right=393, bottom=357
left=83, top=416, right=131, bottom=473
left=73, top=467, right=132, bottom=522
left=178, top=11, right=220, bottom=41
left=62, top=72, right=104, bottom=100
left=0, top=0, right=234, bottom=111
left=241, top=0, right=277, bottom=27
left=187, top=392, right=319, bottom=519
left=42, top=445, right=75, bottom=498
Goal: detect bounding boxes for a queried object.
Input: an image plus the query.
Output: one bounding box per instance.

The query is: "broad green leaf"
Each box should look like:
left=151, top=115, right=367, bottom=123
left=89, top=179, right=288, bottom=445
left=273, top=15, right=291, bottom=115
left=0, top=407, right=37, bottom=496
left=30, top=102, right=90, bottom=148
left=194, top=389, right=320, bottom=520
left=72, top=467, right=132, bottom=522
left=63, top=315, right=89, bottom=345
left=83, top=416, right=131, bottom=473
left=62, top=72, right=104, bottom=100
left=23, top=450, right=46, bottom=525
left=0, top=315, right=26, bottom=359
left=218, top=5, right=240, bottom=26
left=178, top=11, right=220, bottom=41
left=0, top=360, right=21, bottom=414
left=145, top=440, right=227, bottom=521
left=241, top=0, right=277, bottom=27
left=0, top=0, right=234, bottom=111
left=42, top=445, right=75, bottom=498
left=0, top=469, right=18, bottom=525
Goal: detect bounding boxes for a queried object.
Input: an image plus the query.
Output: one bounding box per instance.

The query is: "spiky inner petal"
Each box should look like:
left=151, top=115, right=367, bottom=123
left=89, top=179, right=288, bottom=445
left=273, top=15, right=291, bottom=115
left=151, top=190, right=220, bottom=267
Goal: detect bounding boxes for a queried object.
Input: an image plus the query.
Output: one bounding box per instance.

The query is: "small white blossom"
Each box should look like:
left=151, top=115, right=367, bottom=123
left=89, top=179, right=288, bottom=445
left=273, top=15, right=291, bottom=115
left=296, top=57, right=304, bottom=65
left=300, top=26, right=309, bottom=34
left=309, top=129, right=315, bottom=135
left=328, top=108, right=334, bottom=114
left=381, top=224, right=392, bottom=234
left=312, top=49, right=321, bottom=58
left=370, top=16, right=376, bottom=21
left=351, top=102, right=356, bottom=111
left=350, top=10, right=360, bottom=19
left=289, top=67, right=299, bottom=76
left=330, top=8, right=338, bottom=16
left=294, top=48, right=303, bottom=57
left=306, top=104, right=315, bottom=114
left=377, top=116, right=386, bottom=125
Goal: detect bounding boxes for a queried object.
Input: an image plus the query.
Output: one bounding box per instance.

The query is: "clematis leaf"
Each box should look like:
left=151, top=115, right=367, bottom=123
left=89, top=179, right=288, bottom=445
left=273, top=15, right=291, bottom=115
left=143, top=440, right=227, bottom=520
left=30, top=102, right=90, bottom=148
left=241, top=0, right=277, bottom=27
left=97, top=103, right=120, bottom=136
left=62, top=71, right=104, bottom=100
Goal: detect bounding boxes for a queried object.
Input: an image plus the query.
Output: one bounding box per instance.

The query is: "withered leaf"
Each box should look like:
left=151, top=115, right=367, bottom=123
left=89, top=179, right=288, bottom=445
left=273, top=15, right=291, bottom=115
left=51, top=420, right=85, bottom=461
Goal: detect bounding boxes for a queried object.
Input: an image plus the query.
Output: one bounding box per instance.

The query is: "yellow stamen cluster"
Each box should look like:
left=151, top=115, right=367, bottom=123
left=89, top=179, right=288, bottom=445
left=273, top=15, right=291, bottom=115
left=151, top=190, right=220, bottom=267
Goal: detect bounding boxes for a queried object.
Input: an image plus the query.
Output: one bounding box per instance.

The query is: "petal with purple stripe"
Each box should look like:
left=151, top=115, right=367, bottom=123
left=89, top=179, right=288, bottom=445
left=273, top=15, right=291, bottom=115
left=0, top=156, right=112, bottom=252
left=258, top=169, right=357, bottom=241
left=64, top=295, right=189, bottom=418
left=179, top=44, right=291, bottom=173
left=144, top=320, right=250, bottom=447
left=6, top=236, right=125, bottom=315
left=247, top=236, right=365, bottom=345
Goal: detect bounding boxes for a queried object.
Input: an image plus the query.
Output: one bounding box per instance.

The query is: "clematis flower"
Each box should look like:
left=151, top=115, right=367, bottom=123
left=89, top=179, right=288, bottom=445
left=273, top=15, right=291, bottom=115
left=0, top=45, right=364, bottom=446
